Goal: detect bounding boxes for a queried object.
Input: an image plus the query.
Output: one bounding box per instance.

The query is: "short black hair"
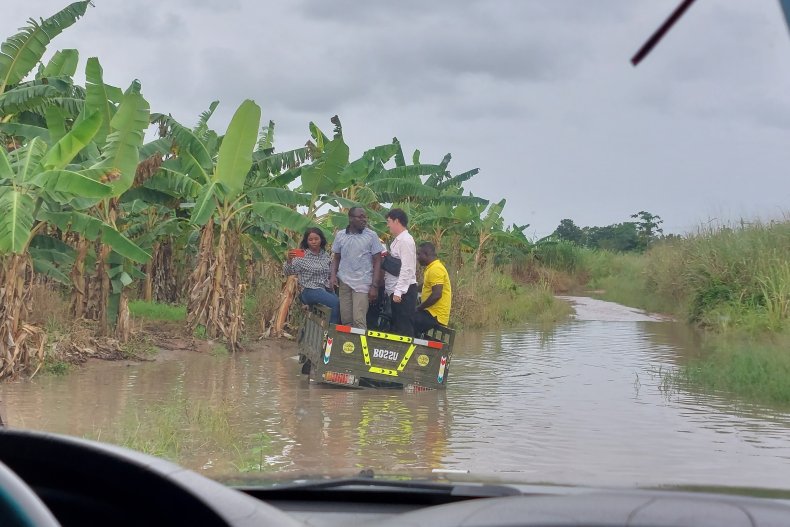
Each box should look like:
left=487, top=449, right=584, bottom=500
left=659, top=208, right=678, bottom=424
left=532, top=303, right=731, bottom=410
left=386, top=208, right=408, bottom=228
left=418, top=241, right=436, bottom=257
left=300, top=227, right=327, bottom=250
left=348, top=206, right=364, bottom=217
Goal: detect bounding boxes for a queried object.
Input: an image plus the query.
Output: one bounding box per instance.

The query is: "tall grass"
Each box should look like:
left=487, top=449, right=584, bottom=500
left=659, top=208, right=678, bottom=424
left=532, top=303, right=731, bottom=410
left=544, top=220, right=790, bottom=332
left=656, top=221, right=788, bottom=331
left=451, top=264, right=573, bottom=328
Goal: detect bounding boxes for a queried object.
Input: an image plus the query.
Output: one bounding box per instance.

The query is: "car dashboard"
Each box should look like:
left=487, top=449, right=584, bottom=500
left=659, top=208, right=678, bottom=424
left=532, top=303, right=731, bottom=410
left=1, top=429, right=789, bottom=527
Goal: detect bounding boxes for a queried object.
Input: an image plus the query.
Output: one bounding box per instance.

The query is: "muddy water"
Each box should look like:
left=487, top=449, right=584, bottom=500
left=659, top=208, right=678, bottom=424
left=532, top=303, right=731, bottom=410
left=3, top=297, right=790, bottom=488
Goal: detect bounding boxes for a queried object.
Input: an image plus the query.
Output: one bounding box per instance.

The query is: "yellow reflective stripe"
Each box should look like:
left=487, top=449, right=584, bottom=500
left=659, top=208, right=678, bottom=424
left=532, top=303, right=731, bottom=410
left=396, top=344, right=417, bottom=372
left=369, top=367, right=398, bottom=376
left=366, top=330, right=413, bottom=343
left=360, top=335, right=371, bottom=366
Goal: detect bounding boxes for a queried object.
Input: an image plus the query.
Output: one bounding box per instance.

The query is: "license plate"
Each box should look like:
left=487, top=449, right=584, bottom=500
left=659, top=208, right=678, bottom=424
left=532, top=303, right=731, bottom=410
left=372, top=348, right=400, bottom=362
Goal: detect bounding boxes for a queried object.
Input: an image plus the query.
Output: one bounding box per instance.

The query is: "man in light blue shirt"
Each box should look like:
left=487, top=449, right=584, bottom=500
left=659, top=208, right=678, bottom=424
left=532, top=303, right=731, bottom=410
left=330, top=207, right=384, bottom=329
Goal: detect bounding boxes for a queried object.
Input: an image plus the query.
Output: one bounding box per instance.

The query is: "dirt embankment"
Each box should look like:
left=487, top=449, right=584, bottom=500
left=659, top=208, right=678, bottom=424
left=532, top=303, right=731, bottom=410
left=38, top=317, right=298, bottom=374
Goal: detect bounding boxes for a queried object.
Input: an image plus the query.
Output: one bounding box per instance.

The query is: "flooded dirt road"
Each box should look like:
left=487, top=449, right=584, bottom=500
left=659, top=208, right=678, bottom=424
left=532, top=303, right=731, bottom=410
left=3, top=297, right=790, bottom=488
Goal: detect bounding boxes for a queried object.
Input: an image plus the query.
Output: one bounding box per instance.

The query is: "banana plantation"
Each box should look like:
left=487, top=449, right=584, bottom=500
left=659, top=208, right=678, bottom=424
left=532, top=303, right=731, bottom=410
left=0, top=2, right=529, bottom=378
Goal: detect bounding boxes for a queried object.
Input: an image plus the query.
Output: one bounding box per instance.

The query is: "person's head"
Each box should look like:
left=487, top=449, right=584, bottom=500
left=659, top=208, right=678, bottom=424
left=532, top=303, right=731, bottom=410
left=417, top=242, right=438, bottom=266
left=300, top=227, right=327, bottom=252
left=347, top=207, right=367, bottom=233
left=385, top=208, right=408, bottom=236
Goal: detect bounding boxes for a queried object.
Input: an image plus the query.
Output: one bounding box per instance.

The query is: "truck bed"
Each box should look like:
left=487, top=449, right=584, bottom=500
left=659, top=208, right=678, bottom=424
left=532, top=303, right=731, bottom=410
left=297, top=305, right=454, bottom=391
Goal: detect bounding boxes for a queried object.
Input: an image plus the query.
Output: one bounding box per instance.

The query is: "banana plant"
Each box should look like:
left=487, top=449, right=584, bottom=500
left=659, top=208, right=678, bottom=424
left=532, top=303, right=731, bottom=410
left=463, top=198, right=507, bottom=268
left=40, top=75, right=151, bottom=337
left=149, top=101, right=317, bottom=345
left=412, top=197, right=488, bottom=253
left=0, top=96, right=147, bottom=378
left=175, top=100, right=314, bottom=348
left=301, top=120, right=453, bottom=237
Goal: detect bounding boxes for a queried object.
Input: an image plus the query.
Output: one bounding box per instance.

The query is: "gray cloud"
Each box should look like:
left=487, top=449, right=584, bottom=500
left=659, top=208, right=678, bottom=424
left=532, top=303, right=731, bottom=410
left=2, top=0, right=789, bottom=236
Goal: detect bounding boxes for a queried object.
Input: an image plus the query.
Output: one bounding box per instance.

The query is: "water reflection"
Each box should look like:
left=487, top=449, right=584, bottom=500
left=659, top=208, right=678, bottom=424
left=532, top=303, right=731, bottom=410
left=3, top=297, right=790, bottom=488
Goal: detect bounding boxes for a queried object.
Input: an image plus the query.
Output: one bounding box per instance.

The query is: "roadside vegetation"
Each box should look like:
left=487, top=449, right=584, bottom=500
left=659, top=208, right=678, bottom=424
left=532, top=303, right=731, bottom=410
left=0, top=3, right=566, bottom=381
left=453, top=264, right=572, bottom=328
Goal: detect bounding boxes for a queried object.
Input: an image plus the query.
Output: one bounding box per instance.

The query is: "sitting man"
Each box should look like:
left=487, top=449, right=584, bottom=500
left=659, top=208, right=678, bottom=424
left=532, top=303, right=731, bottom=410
left=414, top=242, right=452, bottom=336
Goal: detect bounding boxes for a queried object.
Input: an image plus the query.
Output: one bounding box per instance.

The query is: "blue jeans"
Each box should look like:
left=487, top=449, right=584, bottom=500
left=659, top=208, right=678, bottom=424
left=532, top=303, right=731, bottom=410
left=300, top=288, right=340, bottom=324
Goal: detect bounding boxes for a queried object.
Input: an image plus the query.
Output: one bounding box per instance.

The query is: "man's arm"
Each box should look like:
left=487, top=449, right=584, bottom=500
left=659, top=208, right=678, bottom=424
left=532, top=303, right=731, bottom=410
left=417, top=284, right=443, bottom=311
left=369, top=252, right=382, bottom=303
left=393, top=239, right=416, bottom=301
left=329, top=252, right=341, bottom=289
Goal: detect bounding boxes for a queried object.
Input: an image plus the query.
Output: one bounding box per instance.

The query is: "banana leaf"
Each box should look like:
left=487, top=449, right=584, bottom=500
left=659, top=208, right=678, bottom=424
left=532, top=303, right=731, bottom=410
left=38, top=209, right=149, bottom=263
left=0, top=1, right=91, bottom=92
left=249, top=202, right=314, bottom=234
left=91, top=85, right=150, bottom=195
left=0, top=188, right=35, bottom=254
left=145, top=169, right=202, bottom=198
left=189, top=180, right=219, bottom=225
left=193, top=100, right=219, bottom=140
left=0, top=123, right=50, bottom=142
left=30, top=257, right=72, bottom=285
left=300, top=135, right=349, bottom=195
left=28, top=169, right=112, bottom=198
left=81, top=57, right=114, bottom=144
left=245, top=187, right=310, bottom=206
left=10, top=137, right=47, bottom=183
left=42, top=49, right=79, bottom=78
left=0, top=83, right=65, bottom=115
left=40, top=110, right=102, bottom=170
left=214, top=99, right=260, bottom=201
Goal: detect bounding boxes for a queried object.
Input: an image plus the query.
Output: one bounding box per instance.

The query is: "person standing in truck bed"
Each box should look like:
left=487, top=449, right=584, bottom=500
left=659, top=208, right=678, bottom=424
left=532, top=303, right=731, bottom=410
left=414, top=242, right=452, bottom=336
left=330, top=207, right=384, bottom=329
left=384, top=208, right=418, bottom=336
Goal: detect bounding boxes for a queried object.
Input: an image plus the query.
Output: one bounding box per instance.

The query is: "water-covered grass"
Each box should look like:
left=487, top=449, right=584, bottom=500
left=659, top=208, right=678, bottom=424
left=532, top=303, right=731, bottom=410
left=91, top=396, right=277, bottom=473
left=128, top=300, right=186, bottom=322
left=664, top=332, right=790, bottom=406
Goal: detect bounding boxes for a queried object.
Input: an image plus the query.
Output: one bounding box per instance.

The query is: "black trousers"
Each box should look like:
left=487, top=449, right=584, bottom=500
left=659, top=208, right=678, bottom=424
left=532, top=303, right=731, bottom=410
left=390, top=283, right=417, bottom=337
left=413, top=309, right=440, bottom=337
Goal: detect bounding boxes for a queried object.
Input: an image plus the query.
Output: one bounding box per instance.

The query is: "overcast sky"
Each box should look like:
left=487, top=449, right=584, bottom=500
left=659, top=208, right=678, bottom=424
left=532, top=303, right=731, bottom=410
left=3, top=1, right=790, bottom=236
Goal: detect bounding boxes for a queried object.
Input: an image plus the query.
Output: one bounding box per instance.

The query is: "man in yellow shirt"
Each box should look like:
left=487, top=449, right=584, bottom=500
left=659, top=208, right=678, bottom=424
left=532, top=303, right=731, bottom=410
left=414, top=242, right=452, bottom=335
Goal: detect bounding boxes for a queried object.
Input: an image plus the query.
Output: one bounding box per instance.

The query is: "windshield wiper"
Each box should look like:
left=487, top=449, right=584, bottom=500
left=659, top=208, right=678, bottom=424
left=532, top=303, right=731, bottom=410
left=235, top=472, right=522, bottom=505
left=249, top=476, right=521, bottom=498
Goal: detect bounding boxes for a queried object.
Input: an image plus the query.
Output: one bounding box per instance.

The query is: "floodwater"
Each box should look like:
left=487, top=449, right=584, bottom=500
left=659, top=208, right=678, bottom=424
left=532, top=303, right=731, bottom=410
left=3, top=296, right=790, bottom=489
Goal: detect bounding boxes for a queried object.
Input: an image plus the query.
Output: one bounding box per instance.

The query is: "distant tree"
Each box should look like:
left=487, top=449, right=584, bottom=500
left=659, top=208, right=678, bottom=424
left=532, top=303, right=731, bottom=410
left=553, top=218, right=583, bottom=244
left=583, top=223, right=640, bottom=252
left=631, top=211, right=664, bottom=250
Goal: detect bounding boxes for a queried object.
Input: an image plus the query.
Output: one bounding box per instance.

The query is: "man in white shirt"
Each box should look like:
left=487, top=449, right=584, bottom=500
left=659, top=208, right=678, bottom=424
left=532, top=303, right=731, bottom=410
left=384, top=208, right=418, bottom=336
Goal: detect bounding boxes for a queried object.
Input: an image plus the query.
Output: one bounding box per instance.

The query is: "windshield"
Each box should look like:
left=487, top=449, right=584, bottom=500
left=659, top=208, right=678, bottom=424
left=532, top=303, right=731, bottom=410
left=1, top=0, right=789, bottom=493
